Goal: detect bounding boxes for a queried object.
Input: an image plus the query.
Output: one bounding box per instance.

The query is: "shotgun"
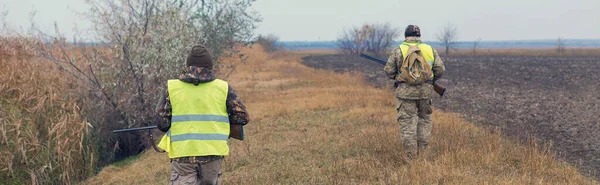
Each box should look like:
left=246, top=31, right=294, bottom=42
left=113, top=125, right=158, bottom=133
left=113, top=125, right=244, bottom=140
left=113, top=124, right=244, bottom=153
left=359, top=53, right=446, bottom=97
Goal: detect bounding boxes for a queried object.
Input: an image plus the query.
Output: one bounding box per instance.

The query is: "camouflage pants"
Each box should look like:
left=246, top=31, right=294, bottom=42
left=396, top=98, right=433, bottom=157
left=169, top=158, right=223, bottom=185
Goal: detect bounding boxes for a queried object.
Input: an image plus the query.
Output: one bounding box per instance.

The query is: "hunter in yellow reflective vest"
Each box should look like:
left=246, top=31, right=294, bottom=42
left=155, top=45, right=249, bottom=185
left=157, top=79, right=230, bottom=158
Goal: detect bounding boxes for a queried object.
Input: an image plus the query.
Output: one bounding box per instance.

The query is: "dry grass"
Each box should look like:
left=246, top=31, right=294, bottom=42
left=287, top=49, right=338, bottom=57
left=86, top=46, right=597, bottom=184
left=0, top=41, right=96, bottom=184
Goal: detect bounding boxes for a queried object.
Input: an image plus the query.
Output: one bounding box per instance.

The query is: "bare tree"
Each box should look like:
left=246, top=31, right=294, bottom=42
left=557, top=36, right=565, bottom=53
left=337, top=23, right=400, bottom=57
left=437, top=23, right=458, bottom=55
left=0, top=8, right=7, bottom=34
left=472, top=38, right=482, bottom=54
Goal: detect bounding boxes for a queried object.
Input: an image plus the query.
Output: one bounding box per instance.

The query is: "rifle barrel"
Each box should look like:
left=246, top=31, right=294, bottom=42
left=359, top=54, right=387, bottom=65
left=112, top=125, right=158, bottom=133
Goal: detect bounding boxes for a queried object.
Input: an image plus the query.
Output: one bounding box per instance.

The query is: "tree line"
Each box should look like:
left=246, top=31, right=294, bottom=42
left=336, top=23, right=460, bottom=56
left=336, top=23, right=568, bottom=56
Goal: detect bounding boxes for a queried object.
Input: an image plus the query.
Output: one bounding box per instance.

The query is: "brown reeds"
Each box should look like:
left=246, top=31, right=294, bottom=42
left=0, top=38, right=96, bottom=184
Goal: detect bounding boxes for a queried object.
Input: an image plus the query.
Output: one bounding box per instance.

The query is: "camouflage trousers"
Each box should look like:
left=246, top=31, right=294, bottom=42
left=169, top=158, right=223, bottom=185
left=396, top=98, right=433, bottom=158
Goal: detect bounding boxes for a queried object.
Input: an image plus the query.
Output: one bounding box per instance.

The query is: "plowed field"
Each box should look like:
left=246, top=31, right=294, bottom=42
left=302, top=54, right=600, bottom=178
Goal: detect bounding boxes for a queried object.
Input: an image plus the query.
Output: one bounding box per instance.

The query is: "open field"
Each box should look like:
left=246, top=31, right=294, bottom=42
left=431, top=48, right=600, bottom=56
left=84, top=47, right=597, bottom=184
left=302, top=52, right=600, bottom=179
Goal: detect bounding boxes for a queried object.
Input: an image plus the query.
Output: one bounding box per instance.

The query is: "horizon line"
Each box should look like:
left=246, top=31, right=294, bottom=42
left=278, top=38, right=600, bottom=43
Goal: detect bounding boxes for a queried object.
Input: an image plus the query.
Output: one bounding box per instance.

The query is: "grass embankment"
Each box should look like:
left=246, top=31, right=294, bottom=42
left=86, top=47, right=596, bottom=184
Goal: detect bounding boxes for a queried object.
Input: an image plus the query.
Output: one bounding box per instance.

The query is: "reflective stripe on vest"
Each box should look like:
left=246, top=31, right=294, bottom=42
left=158, top=79, right=230, bottom=158
left=399, top=42, right=435, bottom=78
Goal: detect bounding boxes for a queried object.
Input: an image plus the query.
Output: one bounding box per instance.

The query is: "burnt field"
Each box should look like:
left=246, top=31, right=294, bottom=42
left=302, top=54, right=600, bottom=178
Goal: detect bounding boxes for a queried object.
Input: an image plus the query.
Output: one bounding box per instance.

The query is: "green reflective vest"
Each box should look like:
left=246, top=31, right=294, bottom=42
left=158, top=79, right=230, bottom=158
left=399, top=42, right=435, bottom=78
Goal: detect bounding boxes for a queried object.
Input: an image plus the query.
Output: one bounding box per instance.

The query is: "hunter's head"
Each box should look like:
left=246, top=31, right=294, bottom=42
left=186, top=44, right=214, bottom=70
left=404, top=25, right=421, bottom=38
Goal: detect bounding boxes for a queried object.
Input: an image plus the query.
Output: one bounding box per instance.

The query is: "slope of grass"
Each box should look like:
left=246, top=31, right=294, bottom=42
left=85, top=47, right=597, bottom=185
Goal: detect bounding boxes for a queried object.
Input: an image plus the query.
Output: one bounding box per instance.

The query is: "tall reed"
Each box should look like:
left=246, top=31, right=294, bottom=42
left=1, top=39, right=96, bottom=184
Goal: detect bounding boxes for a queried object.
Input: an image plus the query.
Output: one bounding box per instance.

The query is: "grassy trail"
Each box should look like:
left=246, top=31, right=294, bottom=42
left=85, top=47, right=597, bottom=185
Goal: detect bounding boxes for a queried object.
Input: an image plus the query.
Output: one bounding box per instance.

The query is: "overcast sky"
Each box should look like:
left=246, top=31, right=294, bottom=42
left=2, top=0, right=599, bottom=41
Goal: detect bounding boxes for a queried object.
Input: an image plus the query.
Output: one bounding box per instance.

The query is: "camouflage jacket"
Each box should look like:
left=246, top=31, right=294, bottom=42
left=384, top=36, right=446, bottom=100
left=155, top=66, right=249, bottom=162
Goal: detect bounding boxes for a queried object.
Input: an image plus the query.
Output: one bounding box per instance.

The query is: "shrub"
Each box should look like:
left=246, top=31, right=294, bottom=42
left=255, top=34, right=282, bottom=52
left=336, top=23, right=400, bottom=57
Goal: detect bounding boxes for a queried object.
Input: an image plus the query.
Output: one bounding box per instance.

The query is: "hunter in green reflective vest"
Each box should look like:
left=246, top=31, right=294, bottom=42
left=156, top=45, right=249, bottom=185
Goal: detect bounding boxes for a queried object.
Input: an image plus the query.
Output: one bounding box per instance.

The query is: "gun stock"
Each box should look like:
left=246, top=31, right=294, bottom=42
left=359, top=53, right=446, bottom=98
left=433, top=83, right=446, bottom=98
left=229, top=125, right=244, bottom=140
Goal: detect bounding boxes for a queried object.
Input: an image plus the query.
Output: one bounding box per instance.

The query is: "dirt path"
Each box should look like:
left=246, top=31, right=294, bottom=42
left=302, top=54, right=600, bottom=178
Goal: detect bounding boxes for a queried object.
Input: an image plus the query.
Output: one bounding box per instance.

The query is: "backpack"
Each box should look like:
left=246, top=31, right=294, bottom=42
left=398, top=45, right=433, bottom=85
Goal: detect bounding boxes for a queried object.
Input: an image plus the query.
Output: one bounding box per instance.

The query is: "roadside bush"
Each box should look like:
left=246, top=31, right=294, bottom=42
left=1, top=0, right=260, bottom=183
left=336, top=23, right=400, bottom=57
left=255, top=34, right=282, bottom=52
left=26, top=0, right=260, bottom=164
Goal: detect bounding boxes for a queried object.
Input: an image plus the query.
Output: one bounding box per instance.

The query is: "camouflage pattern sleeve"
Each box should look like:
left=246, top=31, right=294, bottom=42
left=432, top=48, right=445, bottom=82
left=155, top=89, right=172, bottom=132
left=226, top=86, right=249, bottom=125
left=384, top=47, right=402, bottom=79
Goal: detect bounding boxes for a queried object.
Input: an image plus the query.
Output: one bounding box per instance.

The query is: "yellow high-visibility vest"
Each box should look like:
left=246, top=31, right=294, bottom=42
left=399, top=42, right=435, bottom=78
left=158, top=79, right=230, bottom=158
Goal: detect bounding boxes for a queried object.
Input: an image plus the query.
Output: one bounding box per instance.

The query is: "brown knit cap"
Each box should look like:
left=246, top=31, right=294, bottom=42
left=186, top=45, right=214, bottom=69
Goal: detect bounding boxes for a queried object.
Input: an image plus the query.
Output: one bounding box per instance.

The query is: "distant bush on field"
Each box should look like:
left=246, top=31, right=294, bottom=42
left=255, top=34, right=283, bottom=52
left=336, top=23, right=400, bottom=57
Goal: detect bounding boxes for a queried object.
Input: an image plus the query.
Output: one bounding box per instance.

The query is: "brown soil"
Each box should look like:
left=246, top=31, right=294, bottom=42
left=302, top=53, right=600, bottom=179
